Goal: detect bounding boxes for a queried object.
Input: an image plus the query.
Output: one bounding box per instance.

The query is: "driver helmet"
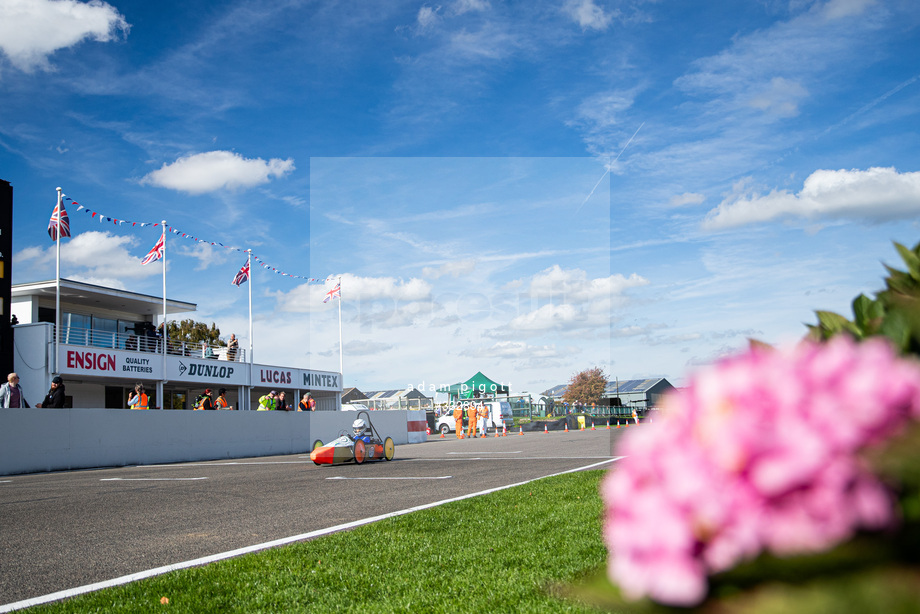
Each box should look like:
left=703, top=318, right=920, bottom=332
left=352, top=418, right=368, bottom=437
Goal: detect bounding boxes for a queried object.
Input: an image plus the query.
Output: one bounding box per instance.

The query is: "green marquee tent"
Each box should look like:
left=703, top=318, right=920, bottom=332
left=437, top=371, right=509, bottom=401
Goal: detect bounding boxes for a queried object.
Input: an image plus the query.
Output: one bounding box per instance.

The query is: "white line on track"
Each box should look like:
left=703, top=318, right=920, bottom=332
left=100, top=477, right=209, bottom=481
left=0, top=456, right=624, bottom=613
left=139, top=461, right=312, bottom=468
left=326, top=476, right=452, bottom=480
left=446, top=451, right=521, bottom=454
left=408, top=456, right=614, bottom=461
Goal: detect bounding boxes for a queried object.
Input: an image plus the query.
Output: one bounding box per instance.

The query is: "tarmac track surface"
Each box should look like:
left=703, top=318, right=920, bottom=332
left=0, top=427, right=626, bottom=609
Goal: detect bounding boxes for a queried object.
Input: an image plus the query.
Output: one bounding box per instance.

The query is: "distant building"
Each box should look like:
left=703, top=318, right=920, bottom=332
left=341, top=387, right=368, bottom=404
left=541, top=378, right=675, bottom=410
left=363, top=387, right=431, bottom=410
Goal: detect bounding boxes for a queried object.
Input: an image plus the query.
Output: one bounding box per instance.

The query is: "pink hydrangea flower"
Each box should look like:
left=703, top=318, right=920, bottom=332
left=602, top=337, right=920, bottom=607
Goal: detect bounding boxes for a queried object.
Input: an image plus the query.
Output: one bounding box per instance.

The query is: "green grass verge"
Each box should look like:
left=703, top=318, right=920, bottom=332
left=27, top=471, right=611, bottom=614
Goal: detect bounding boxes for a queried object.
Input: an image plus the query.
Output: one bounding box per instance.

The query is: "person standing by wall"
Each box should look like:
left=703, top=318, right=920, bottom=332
left=276, top=391, right=289, bottom=411
left=226, top=333, right=239, bottom=362
left=36, top=376, right=65, bottom=408
left=298, top=392, right=316, bottom=411
left=466, top=401, right=478, bottom=439
left=478, top=401, right=489, bottom=437
left=214, top=388, right=233, bottom=410
left=258, top=391, right=277, bottom=411
left=0, top=372, right=29, bottom=408
left=453, top=402, right=464, bottom=439
left=127, top=383, right=148, bottom=410
left=196, top=389, right=215, bottom=410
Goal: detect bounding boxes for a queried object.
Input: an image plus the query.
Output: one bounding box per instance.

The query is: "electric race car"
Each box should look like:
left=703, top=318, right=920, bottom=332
left=310, top=410, right=395, bottom=465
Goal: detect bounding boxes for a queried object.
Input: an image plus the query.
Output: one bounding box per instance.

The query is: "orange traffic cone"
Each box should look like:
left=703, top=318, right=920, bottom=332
left=565, top=422, right=569, bottom=433
left=544, top=423, right=548, bottom=434
left=605, top=419, right=610, bottom=430
left=426, top=426, right=431, bottom=435
left=439, top=430, right=445, bottom=438
left=591, top=421, right=596, bottom=430
left=502, top=423, right=507, bottom=436
left=519, top=425, right=523, bottom=436
left=616, top=420, right=620, bottom=429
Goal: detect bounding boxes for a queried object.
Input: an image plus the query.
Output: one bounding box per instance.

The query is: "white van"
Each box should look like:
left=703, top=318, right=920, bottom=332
left=435, top=401, right=513, bottom=435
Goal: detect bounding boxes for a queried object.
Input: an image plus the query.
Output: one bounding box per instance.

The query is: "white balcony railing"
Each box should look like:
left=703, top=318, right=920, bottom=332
left=56, top=325, right=246, bottom=362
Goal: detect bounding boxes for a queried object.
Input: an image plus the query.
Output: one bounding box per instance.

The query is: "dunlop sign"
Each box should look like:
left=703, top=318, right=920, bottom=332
left=168, top=357, right=247, bottom=385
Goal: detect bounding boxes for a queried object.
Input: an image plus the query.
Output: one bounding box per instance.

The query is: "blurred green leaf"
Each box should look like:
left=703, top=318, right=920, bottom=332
left=894, top=242, right=920, bottom=281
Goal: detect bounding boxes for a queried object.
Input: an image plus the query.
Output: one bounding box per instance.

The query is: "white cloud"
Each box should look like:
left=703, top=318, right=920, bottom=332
left=563, top=0, right=614, bottom=31
left=453, top=0, right=490, bottom=15
left=417, top=5, right=441, bottom=30
left=524, top=265, right=648, bottom=301
left=459, top=340, right=563, bottom=359
left=343, top=339, right=394, bottom=355
left=422, top=259, right=476, bottom=279
left=509, top=303, right=582, bottom=331
left=703, top=167, right=920, bottom=230
left=669, top=192, right=705, bottom=207
left=140, top=151, right=295, bottom=194
left=0, top=0, right=129, bottom=72
left=748, top=77, right=809, bottom=118
left=821, top=0, right=877, bottom=20
left=174, top=242, right=229, bottom=272
left=274, top=274, right=432, bottom=313
left=16, top=231, right=161, bottom=283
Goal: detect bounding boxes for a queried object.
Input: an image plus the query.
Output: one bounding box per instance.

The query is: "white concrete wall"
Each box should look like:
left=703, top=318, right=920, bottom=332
left=0, top=409, right=423, bottom=476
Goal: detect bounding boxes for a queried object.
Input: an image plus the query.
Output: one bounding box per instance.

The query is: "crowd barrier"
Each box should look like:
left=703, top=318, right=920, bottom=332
left=0, top=409, right=427, bottom=476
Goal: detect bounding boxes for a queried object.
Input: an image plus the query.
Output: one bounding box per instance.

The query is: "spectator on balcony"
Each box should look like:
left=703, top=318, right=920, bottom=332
left=36, top=376, right=66, bottom=408
left=226, top=333, right=239, bottom=362
left=0, top=373, right=30, bottom=408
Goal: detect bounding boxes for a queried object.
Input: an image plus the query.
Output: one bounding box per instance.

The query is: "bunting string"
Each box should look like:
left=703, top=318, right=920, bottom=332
left=63, top=195, right=334, bottom=284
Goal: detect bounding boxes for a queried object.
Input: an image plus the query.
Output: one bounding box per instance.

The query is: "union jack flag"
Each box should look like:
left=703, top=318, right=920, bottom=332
left=231, top=260, right=250, bottom=286
left=141, top=232, right=165, bottom=265
left=323, top=281, right=341, bottom=303
left=48, top=203, right=71, bottom=241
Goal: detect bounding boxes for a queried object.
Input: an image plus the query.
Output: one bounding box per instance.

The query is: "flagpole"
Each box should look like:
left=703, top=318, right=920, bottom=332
left=248, top=250, right=253, bottom=364
left=160, top=221, right=167, bottom=409
left=337, top=275, right=343, bottom=380
left=247, top=250, right=253, bottom=411
left=54, top=187, right=62, bottom=375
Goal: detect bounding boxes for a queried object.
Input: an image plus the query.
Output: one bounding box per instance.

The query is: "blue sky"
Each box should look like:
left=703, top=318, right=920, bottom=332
left=2, top=0, right=920, bottom=397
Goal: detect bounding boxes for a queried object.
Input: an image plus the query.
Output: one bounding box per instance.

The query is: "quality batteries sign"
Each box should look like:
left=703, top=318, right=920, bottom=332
left=59, top=348, right=164, bottom=378
left=168, top=357, right=247, bottom=385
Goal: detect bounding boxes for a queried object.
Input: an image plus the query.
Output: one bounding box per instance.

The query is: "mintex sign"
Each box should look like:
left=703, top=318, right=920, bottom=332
left=60, top=347, right=164, bottom=379
left=252, top=364, right=341, bottom=391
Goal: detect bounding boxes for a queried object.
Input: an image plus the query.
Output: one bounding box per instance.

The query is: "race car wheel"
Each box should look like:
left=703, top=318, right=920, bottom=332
left=311, top=439, right=324, bottom=466
left=354, top=439, right=366, bottom=464
left=439, top=423, right=450, bottom=435
left=383, top=437, right=395, bottom=461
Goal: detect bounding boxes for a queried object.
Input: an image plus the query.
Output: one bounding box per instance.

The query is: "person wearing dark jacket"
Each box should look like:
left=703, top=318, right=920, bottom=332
left=37, top=376, right=66, bottom=408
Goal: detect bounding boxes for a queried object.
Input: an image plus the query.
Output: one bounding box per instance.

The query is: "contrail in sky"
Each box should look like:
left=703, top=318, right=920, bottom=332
left=577, top=122, right=644, bottom=213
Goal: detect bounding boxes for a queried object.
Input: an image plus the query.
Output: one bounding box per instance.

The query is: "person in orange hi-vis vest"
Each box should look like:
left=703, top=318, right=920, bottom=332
left=466, top=402, right=478, bottom=438
left=453, top=403, right=465, bottom=438
left=127, top=383, right=148, bottom=410
left=478, top=401, right=489, bottom=437
left=214, top=388, right=233, bottom=410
